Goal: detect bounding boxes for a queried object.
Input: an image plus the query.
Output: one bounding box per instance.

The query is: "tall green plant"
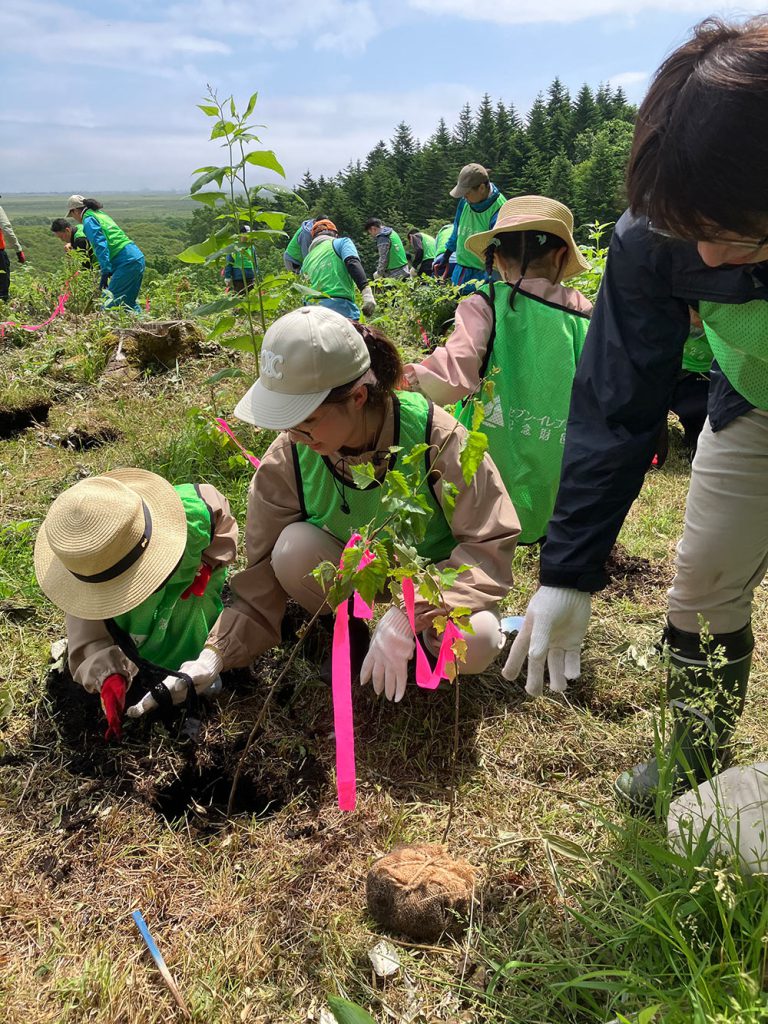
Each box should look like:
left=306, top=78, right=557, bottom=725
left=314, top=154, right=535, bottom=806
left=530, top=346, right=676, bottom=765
left=178, top=88, right=311, bottom=363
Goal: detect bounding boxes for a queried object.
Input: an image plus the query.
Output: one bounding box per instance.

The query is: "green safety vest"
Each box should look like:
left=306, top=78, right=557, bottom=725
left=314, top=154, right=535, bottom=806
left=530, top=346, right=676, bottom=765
left=74, top=225, right=86, bottom=242
left=112, top=485, right=226, bottom=670
left=435, top=224, right=453, bottom=256
left=416, top=232, right=436, bottom=260
left=302, top=238, right=355, bottom=301
left=455, top=193, right=506, bottom=271
left=230, top=247, right=256, bottom=273
left=285, top=225, right=304, bottom=266
left=83, top=209, right=132, bottom=260
left=457, top=283, right=589, bottom=544
left=385, top=229, right=408, bottom=271
left=293, top=391, right=455, bottom=564
left=699, top=300, right=768, bottom=408
left=682, top=328, right=714, bottom=375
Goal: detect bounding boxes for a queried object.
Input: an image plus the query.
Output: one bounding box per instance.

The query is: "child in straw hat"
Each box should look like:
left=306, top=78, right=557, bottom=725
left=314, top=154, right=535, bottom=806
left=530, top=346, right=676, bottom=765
left=35, top=469, right=238, bottom=740
left=403, top=195, right=592, bottom=546
left=127, top=306, right=520, bottom=715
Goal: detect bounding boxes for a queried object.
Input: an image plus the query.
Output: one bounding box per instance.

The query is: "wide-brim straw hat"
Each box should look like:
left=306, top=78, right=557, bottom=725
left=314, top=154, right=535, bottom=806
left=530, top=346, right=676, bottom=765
left=35, top=468, right=188, bottom=620
left=464, top=195, right=590, bottom=280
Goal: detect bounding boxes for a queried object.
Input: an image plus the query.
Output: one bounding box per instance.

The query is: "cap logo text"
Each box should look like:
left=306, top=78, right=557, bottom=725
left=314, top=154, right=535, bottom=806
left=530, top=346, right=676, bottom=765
left=260, top=349, right=284, bottom=380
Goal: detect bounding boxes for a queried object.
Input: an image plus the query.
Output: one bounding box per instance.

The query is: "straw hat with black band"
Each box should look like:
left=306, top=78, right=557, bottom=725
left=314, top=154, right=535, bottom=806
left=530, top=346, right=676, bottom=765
left=464, top=195, right=590, bottom=281
left=35, top=468, right=188, bottom=620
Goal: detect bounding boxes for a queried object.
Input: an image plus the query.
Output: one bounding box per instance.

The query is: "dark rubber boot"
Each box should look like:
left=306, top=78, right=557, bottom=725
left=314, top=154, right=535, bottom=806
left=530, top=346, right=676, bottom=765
left=614, top=620, right=752, bottom=816
left=317, top=603, right=370, bottom=685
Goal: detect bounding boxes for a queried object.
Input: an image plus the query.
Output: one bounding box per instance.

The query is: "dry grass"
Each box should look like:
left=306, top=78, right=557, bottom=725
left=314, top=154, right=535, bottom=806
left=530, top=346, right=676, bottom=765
left=2, top=310, right=768, bottom=1023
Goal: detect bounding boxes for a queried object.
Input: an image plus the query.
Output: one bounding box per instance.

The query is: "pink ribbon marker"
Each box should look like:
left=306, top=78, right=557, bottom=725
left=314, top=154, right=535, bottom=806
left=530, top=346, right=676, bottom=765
left=0, top=290, right=70, bottom=340
left=214, top=418, right=261, bottom=468
left=401, top=577, right=463, bottom=690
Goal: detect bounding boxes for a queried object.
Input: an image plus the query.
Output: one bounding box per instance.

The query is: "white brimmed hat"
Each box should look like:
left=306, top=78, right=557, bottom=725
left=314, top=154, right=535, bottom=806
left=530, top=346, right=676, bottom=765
left=234, top=306, right=371, bottom=431
left=35, top=468, right=187, bottom=620
left=464, top=195, right=591, bottom=280
left=66, top=194, right=86, bottom=214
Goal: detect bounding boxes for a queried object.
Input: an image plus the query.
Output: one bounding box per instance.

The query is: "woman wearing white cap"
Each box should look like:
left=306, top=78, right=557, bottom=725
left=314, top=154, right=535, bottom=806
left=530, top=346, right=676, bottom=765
left=65, top=195, right=145, bottom=310
left=35, top=470, right=238, bottom=739
left=129, top=306, right=520, bottom=713
left=404, top=196, right=592, bottom=554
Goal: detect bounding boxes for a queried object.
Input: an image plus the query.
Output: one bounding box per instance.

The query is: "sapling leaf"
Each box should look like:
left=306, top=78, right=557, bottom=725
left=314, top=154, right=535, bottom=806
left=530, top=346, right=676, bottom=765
left=459, top=430, right=488, bottom=485
left=189, top=191, right=228, bottom=208
left=401, top=442, right=430, bottom=466
left=349, top=463, right=377, bottom=489
left=211, top=120, right=236, bottom=140
left=205, top=367, right=248, bottom=385
left=193, top=295, right=241, bottom=317
left=197, top=104, right=219, bottom=117
left=190, top=168, right=228, bottom=194
left=441, top=480, right=458, bottom=523
left=244, top=150, right=286, bottom=176
left=220, top=334, right=261, bottom=353
left=244, top=91, right=258, bottom=118
left=177, top=236, right=222, bottom=264
left=355, top=558, right=387, bottom=607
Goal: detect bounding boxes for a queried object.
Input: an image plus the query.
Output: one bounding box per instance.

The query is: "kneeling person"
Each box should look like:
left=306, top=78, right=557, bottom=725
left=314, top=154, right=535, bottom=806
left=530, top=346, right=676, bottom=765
left=35, top=470, right=238, bottom=738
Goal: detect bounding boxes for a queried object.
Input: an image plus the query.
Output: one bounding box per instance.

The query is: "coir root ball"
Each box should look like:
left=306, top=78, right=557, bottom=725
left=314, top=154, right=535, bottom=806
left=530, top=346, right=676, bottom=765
left=366, top=843, right=477, bottom=941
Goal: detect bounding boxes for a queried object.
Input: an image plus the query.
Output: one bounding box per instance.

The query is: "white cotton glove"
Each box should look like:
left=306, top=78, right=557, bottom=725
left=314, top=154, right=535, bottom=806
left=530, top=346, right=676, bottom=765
left=360, top=284, right=376, bottom=317
left=502, top=587, right=591, bottom=697
left=360, top=607, right=415, bottom=703
left=126, top=648, right=224, bottom=718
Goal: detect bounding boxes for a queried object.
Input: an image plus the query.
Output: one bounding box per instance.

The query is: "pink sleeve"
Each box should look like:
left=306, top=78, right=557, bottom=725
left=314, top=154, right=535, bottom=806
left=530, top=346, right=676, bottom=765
left=402, top=294, right=493, bottom=405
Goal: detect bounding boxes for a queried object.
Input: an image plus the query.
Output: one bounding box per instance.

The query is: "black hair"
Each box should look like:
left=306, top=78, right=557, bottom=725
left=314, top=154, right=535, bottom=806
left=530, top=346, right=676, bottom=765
left=363, top=218, right=382, bottom=231
left=81, top=198, right=103, bottom=211
left=483, top=230, right=567, bottom=305
left=50, top=218, right=72, bottom=233
left=628, top=16, right=768, bottom=238
left=323, top=323, right=402, bottom=410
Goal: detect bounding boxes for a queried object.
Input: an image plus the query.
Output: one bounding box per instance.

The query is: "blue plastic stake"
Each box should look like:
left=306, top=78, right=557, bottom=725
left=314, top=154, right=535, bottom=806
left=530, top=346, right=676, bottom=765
left=132, top=910, right=191, bottom=1018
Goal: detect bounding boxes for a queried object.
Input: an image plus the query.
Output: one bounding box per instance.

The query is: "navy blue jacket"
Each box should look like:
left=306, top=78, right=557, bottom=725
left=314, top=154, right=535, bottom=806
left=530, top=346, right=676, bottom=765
left=540, top=210, right=768, bottom=593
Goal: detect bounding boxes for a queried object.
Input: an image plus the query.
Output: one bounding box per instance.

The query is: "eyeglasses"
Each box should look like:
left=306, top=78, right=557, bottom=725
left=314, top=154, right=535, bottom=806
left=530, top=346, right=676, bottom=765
left=650, top=222, right=768, bottom=257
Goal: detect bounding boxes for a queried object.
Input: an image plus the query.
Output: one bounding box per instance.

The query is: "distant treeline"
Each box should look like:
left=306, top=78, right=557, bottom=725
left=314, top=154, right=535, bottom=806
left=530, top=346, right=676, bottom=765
left=295, top=81, right=636, bottom=247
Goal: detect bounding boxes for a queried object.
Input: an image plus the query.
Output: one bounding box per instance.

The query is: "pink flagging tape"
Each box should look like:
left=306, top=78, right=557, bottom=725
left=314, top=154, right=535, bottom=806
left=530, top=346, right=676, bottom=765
left=401, top=577, right=463, bottom=689
left=214, top=418, right=261, bottom=468
left=416, top=318, right=430, bottom=348
left=0, top=290, right=70, bottom=340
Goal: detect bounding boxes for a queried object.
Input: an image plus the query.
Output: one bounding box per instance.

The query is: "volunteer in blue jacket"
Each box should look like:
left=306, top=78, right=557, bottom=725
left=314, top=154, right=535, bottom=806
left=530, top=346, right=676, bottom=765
left=66, top=195, right=145, bottom=310
left=302, top=219, right=376, bottom=321
left=432, top=164, right=506, bottom=291
left=503, top=16, right=768, bottom=814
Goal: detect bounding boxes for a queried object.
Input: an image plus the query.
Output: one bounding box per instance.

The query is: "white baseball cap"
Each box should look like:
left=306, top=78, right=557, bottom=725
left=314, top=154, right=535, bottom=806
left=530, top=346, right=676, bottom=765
left=234, top=306, right=371, bottom=430
left=66, top=194, right=87, bottom=213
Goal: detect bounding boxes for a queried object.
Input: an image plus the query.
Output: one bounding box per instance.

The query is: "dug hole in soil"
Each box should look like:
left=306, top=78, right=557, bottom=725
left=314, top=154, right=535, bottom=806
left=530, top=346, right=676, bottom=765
left=42, top=658, right=330, bottom=826
left=0, top=398, right=52, bottom=438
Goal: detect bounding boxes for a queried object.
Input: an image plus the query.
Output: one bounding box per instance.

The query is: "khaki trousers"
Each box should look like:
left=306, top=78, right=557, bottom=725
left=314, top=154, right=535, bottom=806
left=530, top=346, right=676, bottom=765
left=271, top=521, right=505, bottom=674
left=668, top=410, right=768, bottom=634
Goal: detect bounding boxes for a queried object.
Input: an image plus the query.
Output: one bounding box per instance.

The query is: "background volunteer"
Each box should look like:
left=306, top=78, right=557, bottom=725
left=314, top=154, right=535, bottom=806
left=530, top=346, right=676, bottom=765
left=0, top=200, right=26, bottom=301
left=66, top=195, right=145, bottom=310
left=433, top=163, right=506, bottom=291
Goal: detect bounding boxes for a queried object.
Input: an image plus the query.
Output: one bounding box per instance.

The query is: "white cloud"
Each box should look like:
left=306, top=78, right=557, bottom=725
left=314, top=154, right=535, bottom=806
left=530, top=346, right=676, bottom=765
left=607, top=70, right=650, bottom=98
left=408, top=0, right=768, bottom=24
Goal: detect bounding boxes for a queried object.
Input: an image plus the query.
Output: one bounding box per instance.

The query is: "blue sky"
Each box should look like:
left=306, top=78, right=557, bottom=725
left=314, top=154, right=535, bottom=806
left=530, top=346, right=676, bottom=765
left=1, top=0, right=763, bottom=193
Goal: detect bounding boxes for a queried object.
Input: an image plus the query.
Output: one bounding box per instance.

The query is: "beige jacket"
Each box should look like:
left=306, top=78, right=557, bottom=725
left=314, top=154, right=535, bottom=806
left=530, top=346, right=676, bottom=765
left=206, top=398, right=520, bottom=669
left=0, top=206, right=22, bottom=253
left=67, top=484, right=238, bottom=692
left=403, top=279, right=592, bottom=404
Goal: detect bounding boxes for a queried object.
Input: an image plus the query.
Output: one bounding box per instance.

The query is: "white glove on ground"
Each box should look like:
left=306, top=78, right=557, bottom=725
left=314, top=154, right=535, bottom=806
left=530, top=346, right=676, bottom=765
left=360, top=285, right=376, bottom=317
left=502, top=587, right=591, bottom=697
left=360, top=607, right=415, bottom=703
left=126, top=648, right=224, bottom=718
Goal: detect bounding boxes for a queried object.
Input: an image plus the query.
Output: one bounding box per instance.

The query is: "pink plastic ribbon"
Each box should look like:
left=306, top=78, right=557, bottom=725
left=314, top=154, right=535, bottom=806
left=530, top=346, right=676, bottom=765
left=416, top=318, right=430, bottom=348
left=214, top=418, right=261, bottom=468
left=0, top=290, right=69, bottom=339
left=401, top=577, right=464, bottom=689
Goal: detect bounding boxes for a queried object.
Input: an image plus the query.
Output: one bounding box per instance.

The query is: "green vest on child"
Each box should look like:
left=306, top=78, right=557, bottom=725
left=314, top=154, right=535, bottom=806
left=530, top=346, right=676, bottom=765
left=457, top=283, right=589, bottom=544
left=293, top=392, right=455, bottom=564
left=455, top=195, right=506, bottom=271
left=113, top=485, right=225, bottom=670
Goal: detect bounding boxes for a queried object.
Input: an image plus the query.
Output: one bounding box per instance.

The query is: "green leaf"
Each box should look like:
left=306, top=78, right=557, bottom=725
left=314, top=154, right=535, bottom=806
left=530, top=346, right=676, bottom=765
left=327, top=997, right=377, bottom=1024
left=192, top=295, right=241, bottom=317
left=190, top=167, right=227, bottom=194
left=177, top=236, right=223, bottom=264
left=211, top=120, right=236, bottom=140
left=209, top=315, right=236, bottom=338
left=441, top=480, right=458, bottom=524
left=244, top=91, right=258, bottom=119
left=205, top=367, right=249, bottom=385
left=349, top=463, right=377, bottom=489
left=197, top=104, right=219, bottom=117
left=220, top=333, right=259, bottom=353
left=254, top=210, right=287, bottom=230
left=190, top=191, right=228, bottom=208
left=243, top=150, right=286, bottom=177
left=541, top=833, right=590, bottom=861
left=459, top=430, right=488, bottom=485
left=401, top=442, right=430, bottom=466
left=191, top=164, right=218, bottom=174
left=229, top=95, right=236, bottom=117
left=471, top=397, right=486, bottom=433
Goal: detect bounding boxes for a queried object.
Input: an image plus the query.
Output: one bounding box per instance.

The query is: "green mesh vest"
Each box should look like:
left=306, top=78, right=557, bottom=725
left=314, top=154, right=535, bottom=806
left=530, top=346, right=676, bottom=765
left=293, top=392, right=455, bottom=563
left=83, top=210, right=132, bottom=259
left=74, top=225, right=86, bottom=242
left=699, top=299, right=768, bottom=408
left=457, top=283, right=589, bottom=544
left=302, top=239, right=355, bottom=301
left=435, top=224, right=453, bottom=255
left=386, top=230, right=408, bottom=271
left=417, top=233, right=436, bottom=260
left=455, top=193, right=506, bottom=270
left=112, top=485, right=226, bottom=670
